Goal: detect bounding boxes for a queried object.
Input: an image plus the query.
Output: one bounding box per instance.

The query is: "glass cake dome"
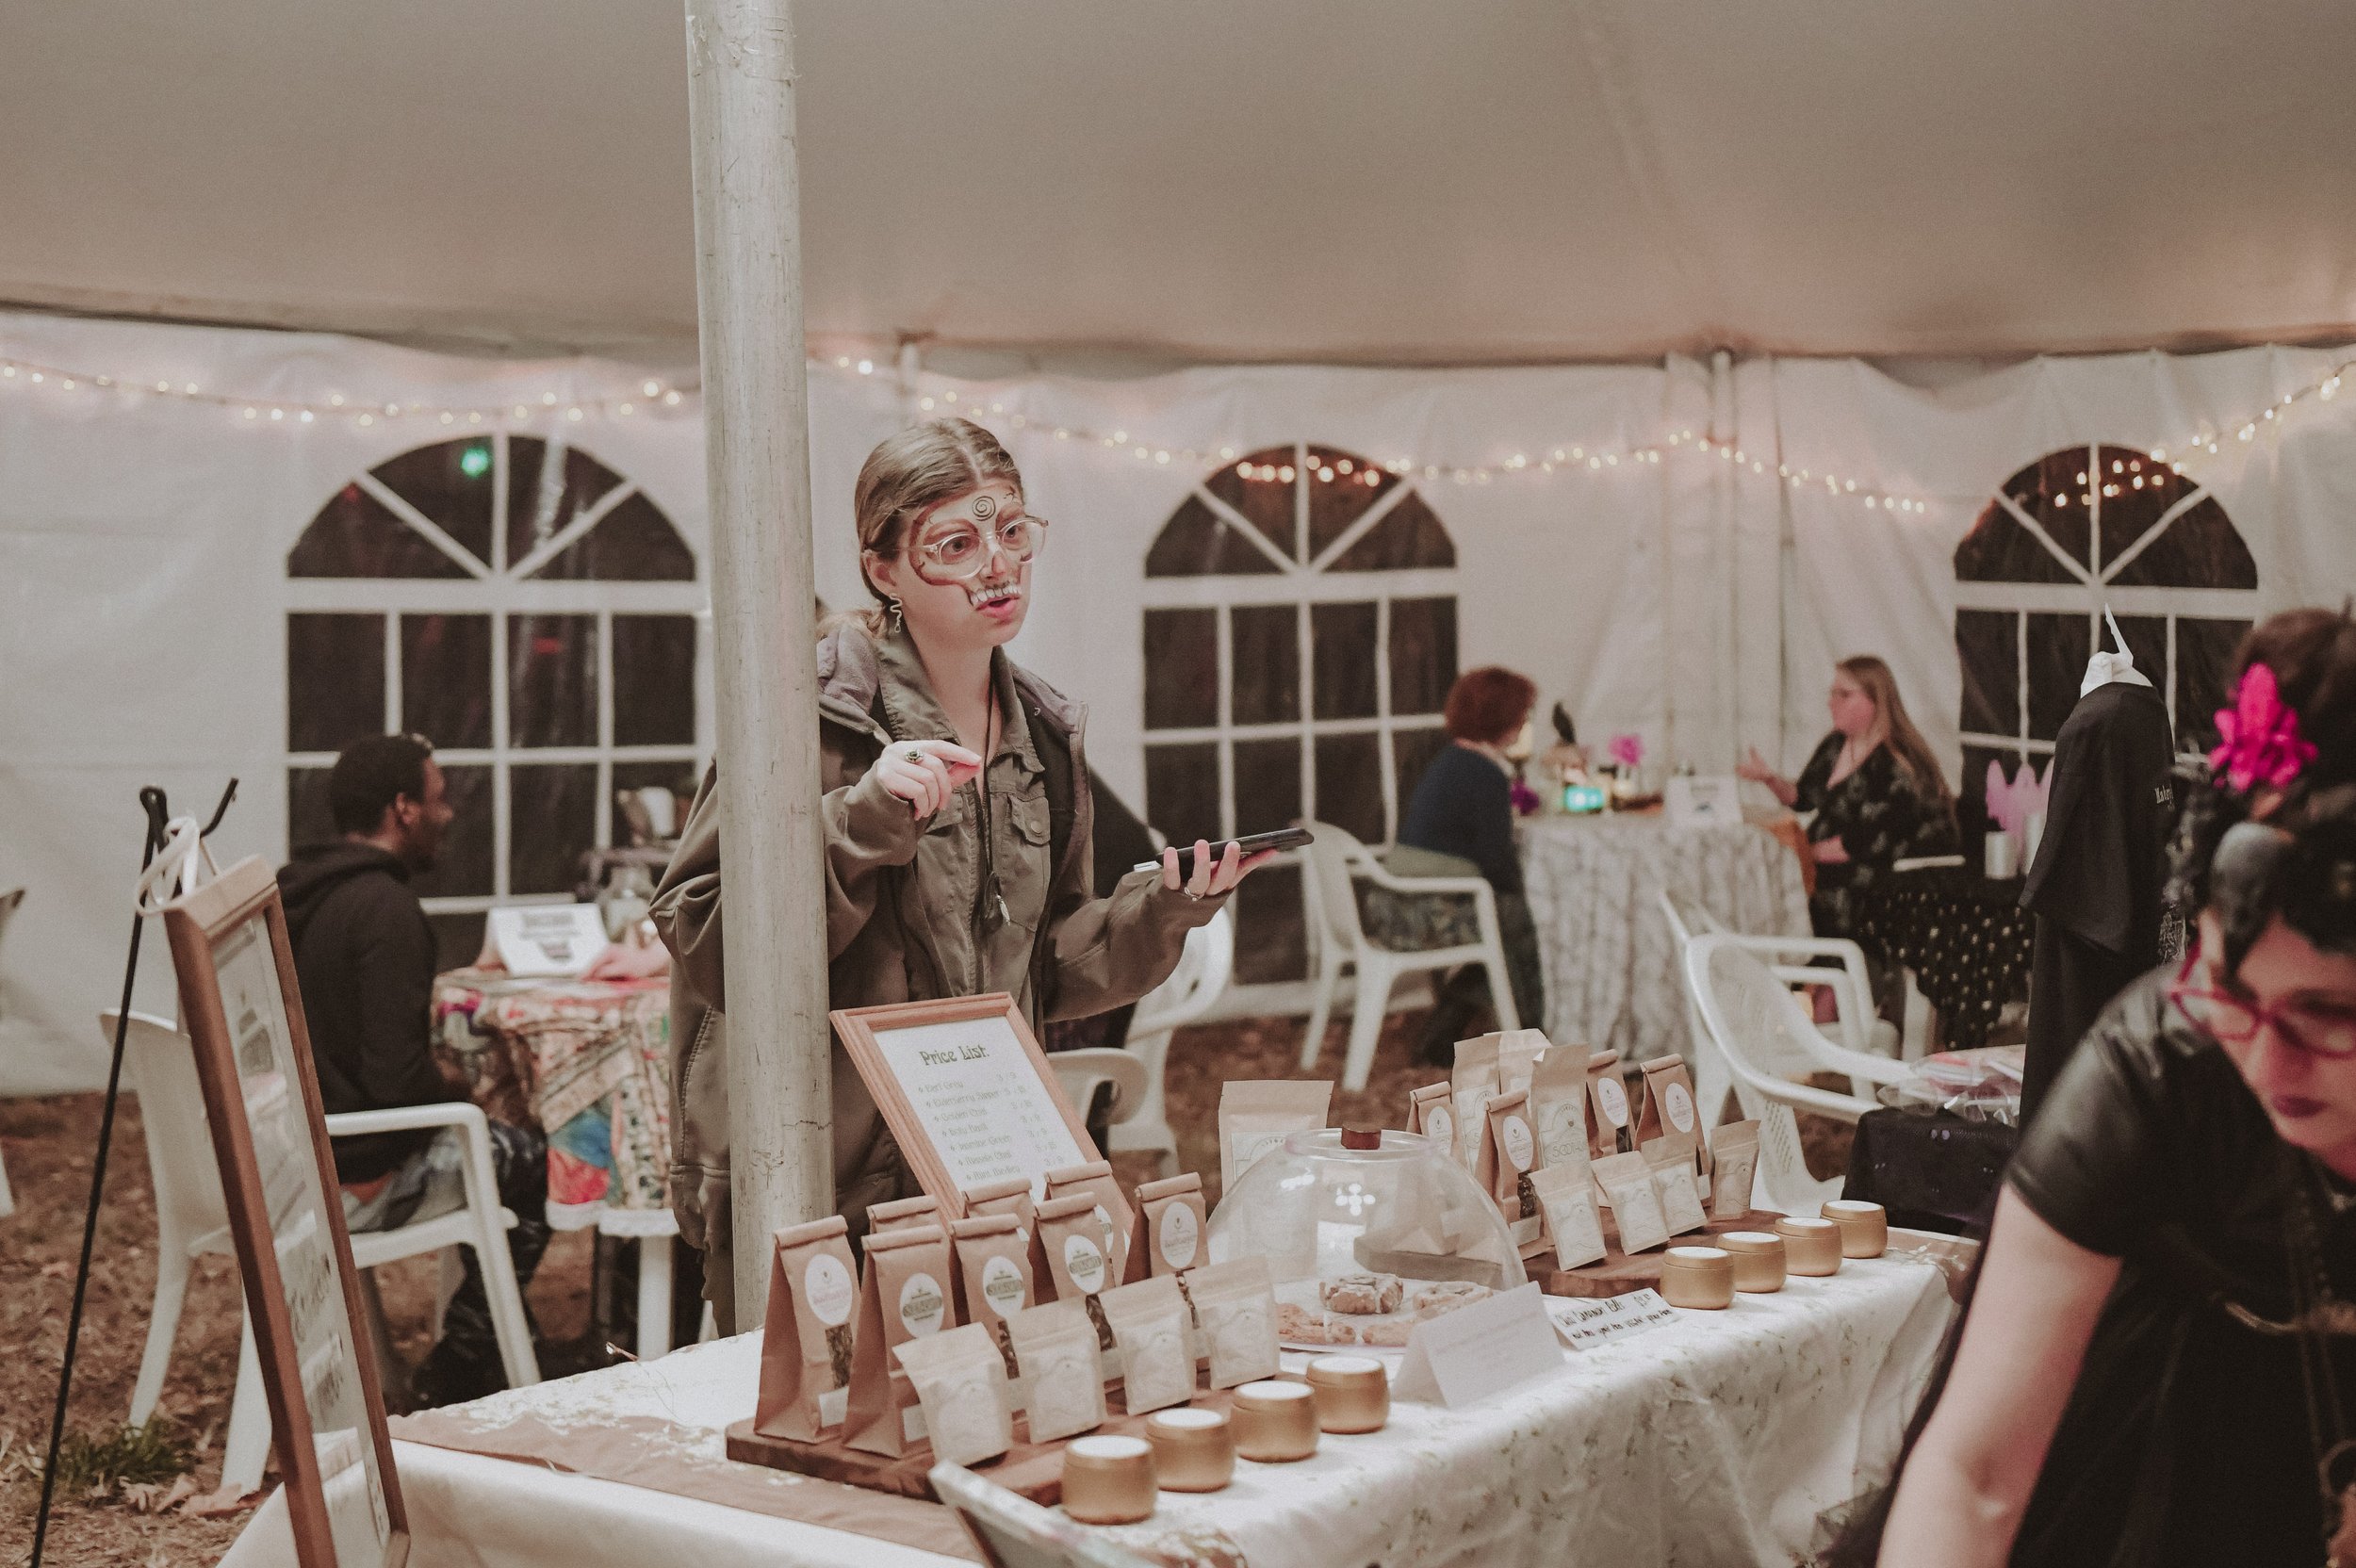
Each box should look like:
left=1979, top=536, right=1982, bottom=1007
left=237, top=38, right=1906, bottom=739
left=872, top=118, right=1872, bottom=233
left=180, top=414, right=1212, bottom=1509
left=1207, top=1129, right=1526, bottom=1318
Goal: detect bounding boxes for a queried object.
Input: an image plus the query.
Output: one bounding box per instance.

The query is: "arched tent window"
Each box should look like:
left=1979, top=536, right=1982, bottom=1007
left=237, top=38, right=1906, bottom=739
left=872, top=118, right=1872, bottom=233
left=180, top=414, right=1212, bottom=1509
left=286, top=434, right=704, bottom=965
left=1141, top=443, right=1458, bottom=984
left=1953, top=443, right=2257, bottom=818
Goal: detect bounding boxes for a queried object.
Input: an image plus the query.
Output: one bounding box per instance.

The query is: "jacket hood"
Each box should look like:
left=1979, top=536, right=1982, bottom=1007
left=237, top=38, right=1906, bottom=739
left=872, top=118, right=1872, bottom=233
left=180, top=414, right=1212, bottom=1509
left=277, top=841, right=410, bottom=939
left=814, top=619, right=1083, bottom=738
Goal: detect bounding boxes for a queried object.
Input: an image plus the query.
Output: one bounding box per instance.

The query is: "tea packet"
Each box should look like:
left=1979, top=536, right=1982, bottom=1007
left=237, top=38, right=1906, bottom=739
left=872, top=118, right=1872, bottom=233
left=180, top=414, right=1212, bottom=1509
left=964, top=1175, right=1047, bottom=1297
left=1634, top=1056, right=1703, bottom=1168
left=1219, top=1079, right=1333, bottom=1197
left=1098, top=1276, right=1195, bottom=1415
left=1450, top=1034, right=1501, bottom=1184
left=1496, top=1027, right=1551, bottom=1095
left=1037, top=1193, right=1117, bottom=1349
left=1528, top=1043, right=1594, bottom=1184
left=1186, top=1254, right=1281, bottom=1389
left=1707, top=1119, right=1760, bottom=1219
left=950, top=1213, right=1032, bottom=1380
left=1406, top=1083, right=1455, bottom=1152
left=1586, top=1052, right=1632, bottom=1157
left=1135, top=1172, right=1206, bottom=1276
left=1594, top=1152, right=1670, bottom=1255
left=1042, top=1161, right=1133, bottom=1285
left=844, top=1224, right=958, bottom=1456
left=866, top=1194, right=943, bottom=1237
left=1006, top=1299, right=1105, bottom=1443
left=1525, top=1163, right=1607, bottom=1268
left=753, top=1216, right=859, bottom=1441
left=893, top=1324, right=1013, bottom=1468
left=1643, top=1138, right=1709, bottom=1237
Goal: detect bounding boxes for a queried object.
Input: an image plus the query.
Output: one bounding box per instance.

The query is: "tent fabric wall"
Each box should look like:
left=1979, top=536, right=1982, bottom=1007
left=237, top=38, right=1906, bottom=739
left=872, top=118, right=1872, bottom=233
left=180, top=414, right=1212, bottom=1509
left=7, top=309, right=2354, bottom=1092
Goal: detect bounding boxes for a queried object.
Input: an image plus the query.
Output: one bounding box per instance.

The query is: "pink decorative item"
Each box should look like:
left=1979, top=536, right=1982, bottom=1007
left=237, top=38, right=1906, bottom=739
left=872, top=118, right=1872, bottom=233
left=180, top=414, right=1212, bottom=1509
left=2210, top=663, right=2315, bottom=792
left=1509, top=776, right=1542, bottom=816
left=1983, top=759, right=2050, bottom=838
left=1608, top=733, right=1644, bottom=770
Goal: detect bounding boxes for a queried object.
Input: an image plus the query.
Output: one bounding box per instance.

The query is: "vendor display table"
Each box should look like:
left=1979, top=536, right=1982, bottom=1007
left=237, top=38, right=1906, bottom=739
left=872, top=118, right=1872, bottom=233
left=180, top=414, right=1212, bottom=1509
left=1849, top=867, right=2034, bottom=1051
left=1520, top=814, right=1810, bottom=1063
left=219, top=1253, right=1952, bottom=1568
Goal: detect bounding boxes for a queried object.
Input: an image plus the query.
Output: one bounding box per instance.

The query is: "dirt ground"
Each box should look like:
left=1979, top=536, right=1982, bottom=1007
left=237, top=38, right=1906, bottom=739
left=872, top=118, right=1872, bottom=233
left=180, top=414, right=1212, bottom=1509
left=0, top=1008, right=1851, bottom=1567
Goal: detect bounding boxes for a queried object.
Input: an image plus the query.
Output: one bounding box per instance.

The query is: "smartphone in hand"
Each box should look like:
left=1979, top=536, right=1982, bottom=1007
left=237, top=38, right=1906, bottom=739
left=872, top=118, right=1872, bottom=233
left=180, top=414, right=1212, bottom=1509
left=1132, top=825, right=1315, bottom=878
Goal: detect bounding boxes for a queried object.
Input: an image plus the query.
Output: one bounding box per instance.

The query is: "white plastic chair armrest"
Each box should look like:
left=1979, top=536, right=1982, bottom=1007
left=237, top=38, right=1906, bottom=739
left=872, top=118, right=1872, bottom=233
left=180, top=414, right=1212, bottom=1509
left=1781, top=1029, right=1913, bottom=1087
left=1352, top=861, right=1493, bottom=897
left=323, top=1102, right=488, bottom=1137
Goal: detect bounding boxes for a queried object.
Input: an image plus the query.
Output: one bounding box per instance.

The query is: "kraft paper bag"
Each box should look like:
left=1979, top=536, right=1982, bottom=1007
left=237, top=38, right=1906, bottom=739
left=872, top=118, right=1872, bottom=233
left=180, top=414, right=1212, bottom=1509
left=1707, top=1120, right=1760, bottom=1218
left=1643, top=1138, right=1710, bottom=1237
left=753, top=1216, right=859, bottom=1441
left=1594, top=1152, right=1671, bottom=1256
left=894, top=1325, right=1013, bottom=1468
left=1219, top=1079, right=1333, bottom=1197
left=1483, top=1088, right=1540, bottom=1216
left=963, top=1175, right=1048, bottom=1301
left=1495, top=1027, right=1551, bottom=1095
left=1099, top=1276, right=1195, bottom=1415
left=1037, top=1193, right=1117, bottom=1350
left=1186, top=1255, right=1281, bottom=1390
left=950, top=1213, right=1032, bottom=1380
left=1528, top=1045, right=1594, bottom=1184
left=866, top=1194, right=944, bottom=1237
left=844, top=1224, right=959, bottom=1457
left=1006, top=1299, right=1106, bottom=1444
left=1526, top=1163, right=1607, bottom=1268
left=1135, top=1172, right=1206, bottom=1277
left=1407, top=1082, right=1455, bottom=1152
left=1042, top=1160, right=1133, bottom=1286
left=1586, top=1052, right=1632, bottom=1157
left=1634, top=1056, right=1703, bottom=1168
left=1449, top=1034, right=1502, bottom=1182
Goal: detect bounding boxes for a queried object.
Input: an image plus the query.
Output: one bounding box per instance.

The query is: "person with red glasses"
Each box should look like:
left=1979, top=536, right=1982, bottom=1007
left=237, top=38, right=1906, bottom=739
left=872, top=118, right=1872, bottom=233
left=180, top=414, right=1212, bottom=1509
left=1859, top=607, right=2356, bottom=1568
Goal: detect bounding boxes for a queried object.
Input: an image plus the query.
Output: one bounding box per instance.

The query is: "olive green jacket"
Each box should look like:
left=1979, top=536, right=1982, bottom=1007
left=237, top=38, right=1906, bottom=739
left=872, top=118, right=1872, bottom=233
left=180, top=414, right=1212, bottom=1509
left=650, top=622, right=1222, bottom=1268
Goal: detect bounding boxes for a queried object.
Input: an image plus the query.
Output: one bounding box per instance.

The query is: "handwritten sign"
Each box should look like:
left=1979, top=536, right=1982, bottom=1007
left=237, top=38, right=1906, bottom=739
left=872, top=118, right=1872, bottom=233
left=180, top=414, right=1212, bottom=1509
left=163, top=858, right=405, bottom=1568
left=1546, top=1288, right=1678, bottom=1350
left=833, top=996, right=1109, bottom=1223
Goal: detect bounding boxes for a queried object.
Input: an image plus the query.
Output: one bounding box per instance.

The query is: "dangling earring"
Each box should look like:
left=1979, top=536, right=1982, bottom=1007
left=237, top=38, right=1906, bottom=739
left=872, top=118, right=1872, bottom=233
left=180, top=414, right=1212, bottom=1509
left=885, top=596, right=905, bottom=631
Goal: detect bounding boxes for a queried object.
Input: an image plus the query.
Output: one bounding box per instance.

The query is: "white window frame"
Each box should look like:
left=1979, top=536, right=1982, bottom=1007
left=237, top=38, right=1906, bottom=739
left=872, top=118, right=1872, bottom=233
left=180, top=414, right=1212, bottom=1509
left=1954, top=443, right=2259, bottom=770
left=285, top=432, right=711, bottom=928
left=1139, top=441, right=1460, bottom=848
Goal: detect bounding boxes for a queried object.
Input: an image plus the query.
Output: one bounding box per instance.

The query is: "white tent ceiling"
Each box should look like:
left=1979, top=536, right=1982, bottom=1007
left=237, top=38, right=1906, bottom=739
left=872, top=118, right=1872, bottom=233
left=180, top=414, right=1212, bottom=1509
left=7, top=0, right=2356, bottom=364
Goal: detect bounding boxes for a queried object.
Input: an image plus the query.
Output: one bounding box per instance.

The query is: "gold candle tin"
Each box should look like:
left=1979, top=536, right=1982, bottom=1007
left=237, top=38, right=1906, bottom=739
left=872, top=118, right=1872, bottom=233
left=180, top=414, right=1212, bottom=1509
left=1659, top=1246, right=1735, bottom=1310
left=1060, top=1434, right=1157, bottom=1525
left=1145, top=1407, right=1235, bottom=1492
left=1822, top=1200, right=1889, bottom=1258
left=1230, top=1380, right=1319, bottom=1462
left=1775, top=1216, right=1843, bottom=1276
left=1716, top=1231, right=1788, bottom=1293
left=1304, top=1355, right=1390, bottom=1434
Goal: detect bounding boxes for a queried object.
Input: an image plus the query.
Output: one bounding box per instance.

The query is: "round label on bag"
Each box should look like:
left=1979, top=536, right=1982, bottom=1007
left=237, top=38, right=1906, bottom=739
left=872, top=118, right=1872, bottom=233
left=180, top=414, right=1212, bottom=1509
left=1158, top=1202, right=1200, bottom=1269
left=981, top=1254, right=1026, bottom=1315
left=803, top=1253, right=855, bottom=1327
left=1093, top=1203, right=1119, bottom=1255
left=1499, top=1114, right=1536, bottom=1172
left=1425, top=1106, right=1454, bottom=1151
left=1063, top=1233, right=1107, bottom=1294
left=898, top=1270, right=947, bottom=1337
left=1595, top=1076, right=1628, bottom=1127
left=1663, top=1083, right=1696, bottom=1135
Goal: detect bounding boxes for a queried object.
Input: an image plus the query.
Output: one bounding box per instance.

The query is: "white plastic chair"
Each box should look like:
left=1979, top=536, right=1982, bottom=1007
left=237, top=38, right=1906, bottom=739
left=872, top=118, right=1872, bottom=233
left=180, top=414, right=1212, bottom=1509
left=1656, top=888, right=1896, bottom=1070
left=1049, top=1049, right=1149, bottom=1145
left=1297, top=821, right=1518, bottom=1092
left=112, top=1010, right=539, bottom=1494
left=1681, top=937, right=1910, bottom=1144
left=1104, top=908, right=1231, bottom=1176
left=930, top=1462, right=1161, bottom=1568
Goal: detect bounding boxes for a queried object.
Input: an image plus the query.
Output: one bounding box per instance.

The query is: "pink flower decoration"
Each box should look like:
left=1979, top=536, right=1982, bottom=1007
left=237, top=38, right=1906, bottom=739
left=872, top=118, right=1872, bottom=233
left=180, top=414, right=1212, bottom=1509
left=1608, top=732, right=1644, bottom=769
left=1509, top=776, right=1542, bottom=816
left=2209, top=662, right=2316, bottom=792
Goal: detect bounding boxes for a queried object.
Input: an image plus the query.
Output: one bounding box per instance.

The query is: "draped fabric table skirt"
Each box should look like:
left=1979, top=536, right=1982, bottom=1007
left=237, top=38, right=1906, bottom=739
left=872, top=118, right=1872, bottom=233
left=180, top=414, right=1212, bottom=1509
left=1520, top=814, right=1811, bottom=1063
left=219, top=1254, right=1953, bottom=1568
left=1848, top=868, right=2035, bottom=1052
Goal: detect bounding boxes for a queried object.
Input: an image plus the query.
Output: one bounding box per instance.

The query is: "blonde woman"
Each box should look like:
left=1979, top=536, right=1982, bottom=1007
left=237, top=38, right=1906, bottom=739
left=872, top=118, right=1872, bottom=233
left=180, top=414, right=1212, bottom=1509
left=654, top=418, right=1268, bottom=1328
left=1740, top=655, right=1958, bottom=940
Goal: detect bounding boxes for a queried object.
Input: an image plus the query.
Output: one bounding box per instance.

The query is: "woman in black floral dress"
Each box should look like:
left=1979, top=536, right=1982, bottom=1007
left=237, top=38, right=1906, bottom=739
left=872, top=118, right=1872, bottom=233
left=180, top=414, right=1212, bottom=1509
left=1740, top=655, right=1958, bottom=940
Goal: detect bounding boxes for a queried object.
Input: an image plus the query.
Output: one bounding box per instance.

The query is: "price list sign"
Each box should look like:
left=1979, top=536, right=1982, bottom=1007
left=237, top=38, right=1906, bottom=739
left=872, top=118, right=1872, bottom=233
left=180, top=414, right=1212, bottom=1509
left=164, top=858, right=407, bottom=1568
left=833, top=995, right=1116, bottom=1225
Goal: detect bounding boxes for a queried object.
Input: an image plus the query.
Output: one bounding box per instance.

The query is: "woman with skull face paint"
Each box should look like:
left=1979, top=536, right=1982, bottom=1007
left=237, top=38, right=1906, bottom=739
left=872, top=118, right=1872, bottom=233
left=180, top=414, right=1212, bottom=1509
left=651, top=419, right=1272, bottom=1329
left=1860, top=608, right=2356, bottom=1568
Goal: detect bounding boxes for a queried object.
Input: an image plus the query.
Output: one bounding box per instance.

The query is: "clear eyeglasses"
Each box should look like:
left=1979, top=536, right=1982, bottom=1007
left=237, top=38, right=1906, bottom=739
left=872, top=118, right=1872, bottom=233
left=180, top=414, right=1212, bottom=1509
left=908, top=514, right=1049, bottom=583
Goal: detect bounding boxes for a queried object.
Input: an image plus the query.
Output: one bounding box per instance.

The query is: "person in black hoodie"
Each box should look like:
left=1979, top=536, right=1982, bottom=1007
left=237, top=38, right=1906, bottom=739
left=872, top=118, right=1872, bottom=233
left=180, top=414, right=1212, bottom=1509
left=279, top=734, right=548, bottom=1406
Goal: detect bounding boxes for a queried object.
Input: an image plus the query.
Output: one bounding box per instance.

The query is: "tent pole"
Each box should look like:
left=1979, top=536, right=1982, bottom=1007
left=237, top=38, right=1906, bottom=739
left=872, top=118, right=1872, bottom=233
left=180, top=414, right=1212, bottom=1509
left=682, top=0, right=833, bottom=1325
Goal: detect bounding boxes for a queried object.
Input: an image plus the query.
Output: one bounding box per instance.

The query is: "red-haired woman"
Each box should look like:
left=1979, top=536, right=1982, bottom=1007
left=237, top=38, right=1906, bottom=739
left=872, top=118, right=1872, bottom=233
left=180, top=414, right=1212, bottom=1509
left=1385, top=666, right=1546, bottom=1064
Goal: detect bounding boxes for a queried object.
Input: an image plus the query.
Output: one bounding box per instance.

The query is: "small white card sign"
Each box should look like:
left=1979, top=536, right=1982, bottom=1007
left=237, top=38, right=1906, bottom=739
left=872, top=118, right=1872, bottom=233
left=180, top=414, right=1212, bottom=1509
left=488, top=904, right=610, bottom=978
left=1394, top=1282, right=1564, bottom=1408
left=1666, top=775, right=1742, bottom=829
left=1546, top=1288, right=1678, bottom=1350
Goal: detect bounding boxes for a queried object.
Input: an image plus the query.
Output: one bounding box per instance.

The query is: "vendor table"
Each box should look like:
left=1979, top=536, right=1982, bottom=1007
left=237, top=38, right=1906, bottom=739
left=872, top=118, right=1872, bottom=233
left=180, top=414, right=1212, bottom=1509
left=219, top=1252, right=1952, bottom=1568
left=1848, top=868, right=2034, bottom=1051
left=434, top=968, right=683, bottom=1352
left=1520, top=814, right=1810, bottom=1063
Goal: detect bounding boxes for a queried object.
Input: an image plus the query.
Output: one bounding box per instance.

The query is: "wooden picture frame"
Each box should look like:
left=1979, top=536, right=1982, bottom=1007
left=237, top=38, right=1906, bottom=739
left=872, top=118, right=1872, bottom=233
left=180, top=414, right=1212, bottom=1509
left=831, top=993, right=1123, bottom=1233
left=160, top=857, right=407, bottom=1568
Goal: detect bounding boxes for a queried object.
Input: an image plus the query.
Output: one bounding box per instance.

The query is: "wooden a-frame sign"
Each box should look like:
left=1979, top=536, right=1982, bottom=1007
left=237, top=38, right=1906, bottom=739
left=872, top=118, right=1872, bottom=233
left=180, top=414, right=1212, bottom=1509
left=160, top=857, right=407, bottom=1568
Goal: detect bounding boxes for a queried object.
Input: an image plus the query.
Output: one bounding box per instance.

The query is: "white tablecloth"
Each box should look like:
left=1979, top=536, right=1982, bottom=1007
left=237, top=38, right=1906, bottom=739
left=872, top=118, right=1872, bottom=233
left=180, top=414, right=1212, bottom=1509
left=1520, top=815, right=1810, bottom=1063
left=220, top=1254, right=1951, bottom=1568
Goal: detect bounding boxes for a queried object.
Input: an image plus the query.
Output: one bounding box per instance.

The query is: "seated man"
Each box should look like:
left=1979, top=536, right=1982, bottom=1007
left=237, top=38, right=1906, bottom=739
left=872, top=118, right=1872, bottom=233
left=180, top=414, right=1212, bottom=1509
left=278, top=733, right=548, bottom=1406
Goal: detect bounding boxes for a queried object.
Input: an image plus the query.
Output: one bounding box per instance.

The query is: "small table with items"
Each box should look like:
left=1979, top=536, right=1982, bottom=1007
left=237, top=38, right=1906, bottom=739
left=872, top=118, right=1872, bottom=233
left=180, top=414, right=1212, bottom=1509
left=433, top=968, right=683, bottom=1353
left=1848, top=865, right=2036, bottom=1051
left=1519, top=812, right=1812, bottom=1063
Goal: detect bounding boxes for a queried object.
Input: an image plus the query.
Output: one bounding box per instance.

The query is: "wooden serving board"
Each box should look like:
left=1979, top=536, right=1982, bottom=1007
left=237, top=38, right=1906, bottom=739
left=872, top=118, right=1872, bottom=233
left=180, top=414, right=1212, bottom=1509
left=1535, top=1209, right=1788, bottom=1298
left=727, top=1387, right=1246, bottom=1505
